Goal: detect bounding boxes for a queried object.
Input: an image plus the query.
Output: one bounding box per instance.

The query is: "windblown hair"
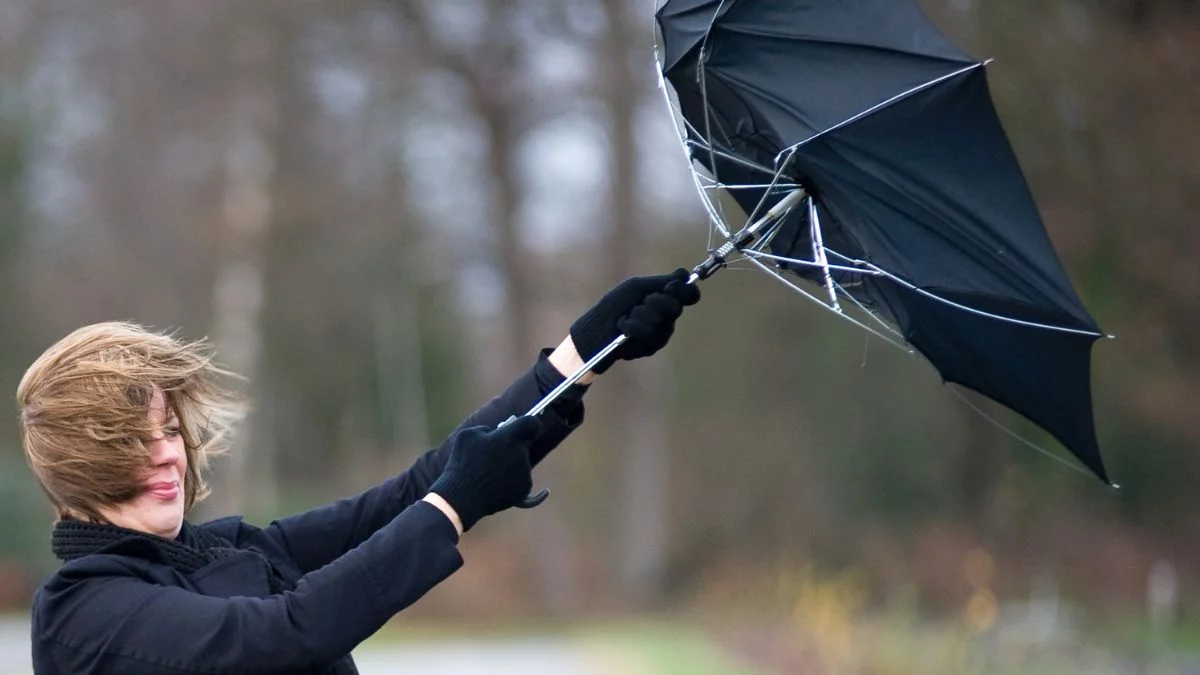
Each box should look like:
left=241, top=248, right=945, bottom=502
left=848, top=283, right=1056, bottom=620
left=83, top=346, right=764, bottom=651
left=16, top=322, right=245, bottom=522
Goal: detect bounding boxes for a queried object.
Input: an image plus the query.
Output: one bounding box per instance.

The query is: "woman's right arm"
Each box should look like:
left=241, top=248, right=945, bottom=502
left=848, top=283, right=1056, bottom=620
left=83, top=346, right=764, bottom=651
left=33, top=501, right=461, bottom=675
left=253, top=345, right=587, bottom=574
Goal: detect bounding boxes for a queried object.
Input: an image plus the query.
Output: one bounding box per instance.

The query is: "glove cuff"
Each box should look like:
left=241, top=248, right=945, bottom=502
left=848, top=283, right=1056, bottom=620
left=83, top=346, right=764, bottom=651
left=429, top=472, right=483, bottom=532
left=568, top=313, right=619, bottom=373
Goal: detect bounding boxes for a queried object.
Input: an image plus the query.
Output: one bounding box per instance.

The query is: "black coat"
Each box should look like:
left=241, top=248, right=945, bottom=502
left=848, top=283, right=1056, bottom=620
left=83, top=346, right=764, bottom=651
left=30, top=353, right=586, bottom=675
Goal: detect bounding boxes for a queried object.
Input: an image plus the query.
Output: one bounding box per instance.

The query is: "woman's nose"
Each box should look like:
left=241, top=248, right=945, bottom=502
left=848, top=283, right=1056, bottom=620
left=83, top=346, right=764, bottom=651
left=147, top=436, right=181, bottom=466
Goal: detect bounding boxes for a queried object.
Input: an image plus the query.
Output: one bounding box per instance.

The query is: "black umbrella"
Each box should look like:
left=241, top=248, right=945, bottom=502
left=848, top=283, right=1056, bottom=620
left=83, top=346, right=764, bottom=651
left=653, top=0, right=1111, bottom=484
left=513, top=0, right=1112, bottom=509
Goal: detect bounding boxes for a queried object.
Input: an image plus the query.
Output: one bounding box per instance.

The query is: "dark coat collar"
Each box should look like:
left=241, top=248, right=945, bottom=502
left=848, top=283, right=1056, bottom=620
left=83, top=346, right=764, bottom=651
left=51, top=519, right=237, bottom=573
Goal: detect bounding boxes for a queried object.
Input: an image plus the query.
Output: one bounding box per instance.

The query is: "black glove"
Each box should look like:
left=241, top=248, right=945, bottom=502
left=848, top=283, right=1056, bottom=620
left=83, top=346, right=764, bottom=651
left=428, top=416, right=542, bottom=532
left=569, top=268, right=701, bottom=374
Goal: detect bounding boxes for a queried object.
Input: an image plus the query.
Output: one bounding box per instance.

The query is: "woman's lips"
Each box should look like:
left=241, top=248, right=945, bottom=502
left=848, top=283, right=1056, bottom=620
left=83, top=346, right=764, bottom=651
left=146, top=481, right=180, bottom=501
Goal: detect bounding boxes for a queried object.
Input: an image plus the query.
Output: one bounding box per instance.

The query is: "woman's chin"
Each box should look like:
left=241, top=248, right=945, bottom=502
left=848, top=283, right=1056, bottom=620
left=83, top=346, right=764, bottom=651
left=155, top=508, right=185, bottom=536
left=100, top=496, right=185, bottom=538
left=151, top=517, right=184, bottom=539
left=132, top=500, right=185, bottom=538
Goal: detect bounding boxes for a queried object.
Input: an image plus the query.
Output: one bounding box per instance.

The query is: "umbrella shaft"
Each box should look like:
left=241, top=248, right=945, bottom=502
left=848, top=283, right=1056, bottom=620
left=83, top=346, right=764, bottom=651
left=692, top=239, right=740, bottom=280
left=694, top=188, right=807, bottom=280
left=522, top=333, right=629, bottom=419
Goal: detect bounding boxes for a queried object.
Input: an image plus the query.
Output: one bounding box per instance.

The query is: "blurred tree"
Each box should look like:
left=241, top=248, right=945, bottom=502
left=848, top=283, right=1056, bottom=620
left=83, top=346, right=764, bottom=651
left=383, top=0, right=590, bottom=612
left=0, top=98, right=29, bottom=421
left=594, top=0, right=673, bottom=603
left=207, top=1, right=284, bottom=517
left=0, top=90, right=47, bottom=576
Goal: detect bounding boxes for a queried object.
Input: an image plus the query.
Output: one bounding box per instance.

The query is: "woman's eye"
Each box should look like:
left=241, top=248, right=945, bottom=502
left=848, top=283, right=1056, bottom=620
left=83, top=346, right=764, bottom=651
left=164, top=426, right=182, bottom=438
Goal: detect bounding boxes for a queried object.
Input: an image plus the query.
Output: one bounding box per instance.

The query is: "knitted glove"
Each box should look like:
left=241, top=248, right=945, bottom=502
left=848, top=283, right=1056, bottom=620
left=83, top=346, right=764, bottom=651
left=428, top=416, right=542, bottom=532
left=569, top=268, right=701, bottom=374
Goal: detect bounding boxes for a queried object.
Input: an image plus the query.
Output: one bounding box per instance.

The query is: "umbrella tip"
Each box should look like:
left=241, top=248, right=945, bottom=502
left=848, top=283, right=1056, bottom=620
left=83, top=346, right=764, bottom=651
left=1109, top=481, right=1121, bottom=490
left=1105, top=333, right=1117, bottom=340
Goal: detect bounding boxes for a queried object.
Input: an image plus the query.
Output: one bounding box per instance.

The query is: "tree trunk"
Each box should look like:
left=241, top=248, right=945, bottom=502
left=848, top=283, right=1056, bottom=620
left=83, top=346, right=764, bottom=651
left=600, top=0, right=670, bottom=603
left=485, top=101, right=580, bottom=615
left=205, top=7, right=282, bottom=518
left=952, top=388, right=1003, bottom=532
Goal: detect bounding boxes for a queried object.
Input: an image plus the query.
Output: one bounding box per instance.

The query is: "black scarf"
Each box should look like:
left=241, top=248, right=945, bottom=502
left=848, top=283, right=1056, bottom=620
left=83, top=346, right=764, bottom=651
left=51, top=519, right=289, bottom=594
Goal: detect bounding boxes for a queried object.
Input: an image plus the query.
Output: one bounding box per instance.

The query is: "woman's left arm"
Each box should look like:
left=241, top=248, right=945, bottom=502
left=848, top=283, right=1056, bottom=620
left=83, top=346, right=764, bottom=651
left=250, top=337, right=590, bottom=574
left=241, top=268, right=699, bottom=574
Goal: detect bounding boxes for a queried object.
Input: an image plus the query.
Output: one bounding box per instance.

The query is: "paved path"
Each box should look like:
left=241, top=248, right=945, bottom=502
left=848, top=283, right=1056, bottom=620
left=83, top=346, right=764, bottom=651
left=0, top=618, right=29, bottom=674
left=354, top=637, right=613, bottom=674
left=0, top=618, right=617, bottom=675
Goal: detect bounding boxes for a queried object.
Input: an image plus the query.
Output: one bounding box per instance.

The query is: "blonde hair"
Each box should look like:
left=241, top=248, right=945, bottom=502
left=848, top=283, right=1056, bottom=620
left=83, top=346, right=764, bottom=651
left=16, top=322, right=245, bottom=521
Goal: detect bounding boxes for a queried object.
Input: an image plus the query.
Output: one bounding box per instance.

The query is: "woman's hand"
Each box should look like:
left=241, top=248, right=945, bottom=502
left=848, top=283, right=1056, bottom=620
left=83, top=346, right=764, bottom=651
left=567, top=268, right=701, bottom=374
left=425, top=416, right=543, bottom=532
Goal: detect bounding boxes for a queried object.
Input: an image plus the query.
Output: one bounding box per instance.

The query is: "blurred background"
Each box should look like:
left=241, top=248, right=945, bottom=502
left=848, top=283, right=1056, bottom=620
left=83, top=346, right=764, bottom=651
left=1, top=0, right=1198, bottom=673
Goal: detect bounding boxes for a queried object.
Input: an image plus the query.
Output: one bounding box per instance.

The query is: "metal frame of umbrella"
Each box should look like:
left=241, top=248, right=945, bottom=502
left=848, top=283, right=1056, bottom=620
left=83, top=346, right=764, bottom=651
left=514, top=0, right=1116, bottom=508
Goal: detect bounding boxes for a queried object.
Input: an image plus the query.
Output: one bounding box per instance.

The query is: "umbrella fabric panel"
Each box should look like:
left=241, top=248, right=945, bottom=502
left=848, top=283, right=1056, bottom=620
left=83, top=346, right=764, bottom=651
left=661, top=0, right=977, bottom=153
left=672, top=64, right=785, bottom=174
left=872, top=282, right=1107, bottom=482
left=657, top=0, right=736, bottom=72
left=787, top=69, right=1099, bottom=331
left=658, top=0, right=975, bottom=74
left=697, top=31, right=971, bottom=146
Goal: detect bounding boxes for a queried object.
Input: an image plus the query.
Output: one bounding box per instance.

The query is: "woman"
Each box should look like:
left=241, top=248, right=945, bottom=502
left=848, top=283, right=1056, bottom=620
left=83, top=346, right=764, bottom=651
left=18, top=269, right=699, bottom=675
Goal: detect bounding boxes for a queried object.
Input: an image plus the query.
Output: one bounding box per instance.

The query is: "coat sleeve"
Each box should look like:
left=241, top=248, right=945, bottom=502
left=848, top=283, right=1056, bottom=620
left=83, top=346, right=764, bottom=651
left=34, top=501, right=462, bottom=675
left=255, top=348, right=587, bottom=575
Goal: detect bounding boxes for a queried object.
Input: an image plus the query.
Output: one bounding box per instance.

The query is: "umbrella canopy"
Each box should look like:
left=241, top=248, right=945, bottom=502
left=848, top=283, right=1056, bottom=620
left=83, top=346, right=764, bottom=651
left=657, top=0, right=1110, bottom=482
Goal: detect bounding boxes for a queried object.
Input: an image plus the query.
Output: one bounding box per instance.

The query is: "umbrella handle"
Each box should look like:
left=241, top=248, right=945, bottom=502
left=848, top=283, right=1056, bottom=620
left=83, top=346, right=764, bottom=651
left=508, top=268, right=708, bottom=508
left=509, top=269, right=708, bottom=509
left=503, top=333, right=631, bottom=509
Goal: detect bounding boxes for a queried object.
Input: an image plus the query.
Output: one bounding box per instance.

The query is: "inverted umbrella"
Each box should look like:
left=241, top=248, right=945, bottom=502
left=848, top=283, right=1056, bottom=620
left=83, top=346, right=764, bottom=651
left=516, top=0, right=1112, bottom=508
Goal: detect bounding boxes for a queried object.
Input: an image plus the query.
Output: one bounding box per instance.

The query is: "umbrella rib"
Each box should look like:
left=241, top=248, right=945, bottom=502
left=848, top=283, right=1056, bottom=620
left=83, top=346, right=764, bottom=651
left=747, top=244, right=1103, bottom=338
left=831, top=278, right=907, bottom=341
left=808, top=195, right=840, bottom=309
left=741, top=249, right=881, bottom=277
left=744, top=217, right=787, bottom=252
left=696, top=0, right=733, bottom=66
left=946, top=385, right=1097, bottom=481
left=742, top=239, right=908, bottom=340
left=732, top=148, right=798, bottom=238
left=654, top=39, right=731, bottom=240
left=821, top=249, right=1105, bottom=338
left=773, top=61, right=987, bottom=162
left=703, top=182, right=803, bottom=190
left=744, top=256, right=915, bottom=354
left=696, top=42, right=737, bottom=234
left=685, top=163, right=730, bottom=242
left=684, top=139, right=779, bottom=178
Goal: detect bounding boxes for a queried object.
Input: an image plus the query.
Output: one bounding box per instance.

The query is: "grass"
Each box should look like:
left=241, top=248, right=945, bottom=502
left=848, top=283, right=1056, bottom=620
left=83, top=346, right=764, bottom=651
left=580, top=622, right=768, bottom=675
left=364, top=616, right=769, bottom=674
left=359, top=608, right=1200, bottom=675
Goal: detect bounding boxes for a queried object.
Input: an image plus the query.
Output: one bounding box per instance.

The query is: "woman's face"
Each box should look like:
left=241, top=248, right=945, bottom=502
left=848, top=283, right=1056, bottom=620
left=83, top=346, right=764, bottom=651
left=97, top=388, right=187, bottom=538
